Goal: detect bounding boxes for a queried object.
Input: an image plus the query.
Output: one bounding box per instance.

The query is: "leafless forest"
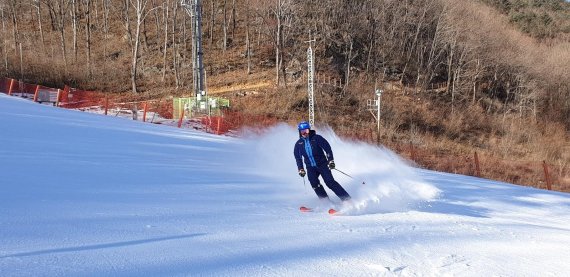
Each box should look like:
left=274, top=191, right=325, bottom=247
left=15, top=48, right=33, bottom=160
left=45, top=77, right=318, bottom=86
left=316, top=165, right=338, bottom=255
left=1, top=0, right=569, bottom=190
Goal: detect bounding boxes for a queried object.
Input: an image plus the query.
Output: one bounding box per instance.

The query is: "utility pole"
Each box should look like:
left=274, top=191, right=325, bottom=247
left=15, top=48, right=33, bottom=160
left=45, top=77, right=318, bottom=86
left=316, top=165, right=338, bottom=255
left=367, top=84, right=383, bottom=143
left=305, top=31, right=316, bottom=126
left=375, top=88, right=382, bottom=136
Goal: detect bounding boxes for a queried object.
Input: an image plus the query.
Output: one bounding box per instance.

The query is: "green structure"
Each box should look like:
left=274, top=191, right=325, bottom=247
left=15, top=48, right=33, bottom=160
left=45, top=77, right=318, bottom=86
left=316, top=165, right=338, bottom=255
left=173, top=97, right=230, bottom=119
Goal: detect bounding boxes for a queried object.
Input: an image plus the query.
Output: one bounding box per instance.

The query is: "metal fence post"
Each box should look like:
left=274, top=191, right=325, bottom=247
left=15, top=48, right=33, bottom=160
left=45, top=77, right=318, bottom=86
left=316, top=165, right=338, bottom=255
left=542, top=161, right=552, bottom=190
left=474, top=151, right=481, bottom=177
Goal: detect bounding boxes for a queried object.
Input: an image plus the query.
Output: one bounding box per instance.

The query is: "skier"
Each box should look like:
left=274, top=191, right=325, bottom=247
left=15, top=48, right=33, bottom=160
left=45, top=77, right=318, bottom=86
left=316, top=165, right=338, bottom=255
left=293, top=121, right=351, bottom=202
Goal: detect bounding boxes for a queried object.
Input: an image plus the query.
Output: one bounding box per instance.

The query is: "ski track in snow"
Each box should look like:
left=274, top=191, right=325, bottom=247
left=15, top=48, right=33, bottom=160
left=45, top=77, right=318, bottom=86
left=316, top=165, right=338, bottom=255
left=1, top=94, right=570, bottom=276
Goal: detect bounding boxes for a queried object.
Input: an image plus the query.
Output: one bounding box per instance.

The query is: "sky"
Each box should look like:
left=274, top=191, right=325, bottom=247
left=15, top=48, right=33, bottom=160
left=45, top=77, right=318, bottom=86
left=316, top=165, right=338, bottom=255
left=1, top=93, right=570, bottom=276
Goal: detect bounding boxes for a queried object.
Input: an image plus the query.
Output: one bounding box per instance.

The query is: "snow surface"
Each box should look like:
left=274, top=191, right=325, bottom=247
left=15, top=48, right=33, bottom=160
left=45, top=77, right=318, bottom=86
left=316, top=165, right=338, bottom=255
left=1, top=93, right=569, bottom=276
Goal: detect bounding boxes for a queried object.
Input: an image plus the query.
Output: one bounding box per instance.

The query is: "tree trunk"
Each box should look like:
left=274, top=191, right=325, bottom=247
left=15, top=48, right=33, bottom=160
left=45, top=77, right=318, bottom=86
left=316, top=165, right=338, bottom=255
left=10, top=0, right=19, bottom=54
left=85, top=0, right=93, bottom=79
left=275, top=0, right=282, bottom=86
left=222, top=0, right=227, bottom=52
left=245, top=0, right=251, bottom=74
left=162, top=0, right=169, bottom=82
left=34, top=1, right=46, bottom=54
left=71, top=0, right=78, bottom=61
left=231, top=0, right=236, bottom=39
left=102, top=0, right=109, bottom=68
left=447, top=35, right=457, bottom=113
left=172, top=0, right=179, bottom=88
left=131, top=22, right=140, bottom=95
left=180, top=10, right=186, bottom=87
left=1, top=8, right=8, bottom=71
left=18, top=42, right=23, bottom=79
left=142, top=15, right=149, bottom=52
left=58, top=0, right=68, bottom=74
left=345, top=39, right=353, bottom=91
left=131, top=0, right=146, bottom=120
left=93, top=0, right=99, bottom=27
left=210, top=0, right=214, bottom=46
left=131, top=0, right=151, bottom=95
left=123, top=0, right=133, bottom=48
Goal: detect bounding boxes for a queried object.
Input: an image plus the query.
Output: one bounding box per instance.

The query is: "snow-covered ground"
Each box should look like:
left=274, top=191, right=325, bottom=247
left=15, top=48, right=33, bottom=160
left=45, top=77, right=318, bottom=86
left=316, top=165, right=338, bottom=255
left=1, top=93, right=569, bottom=276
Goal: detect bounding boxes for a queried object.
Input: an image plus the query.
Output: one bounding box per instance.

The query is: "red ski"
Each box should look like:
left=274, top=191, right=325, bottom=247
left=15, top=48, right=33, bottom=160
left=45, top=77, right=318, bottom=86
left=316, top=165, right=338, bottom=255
left=300, top=206, right=340, bottom=215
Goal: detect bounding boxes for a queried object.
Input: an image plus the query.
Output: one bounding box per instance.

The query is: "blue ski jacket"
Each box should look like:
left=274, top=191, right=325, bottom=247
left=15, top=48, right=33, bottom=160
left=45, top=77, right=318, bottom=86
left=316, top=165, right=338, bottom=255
left=294, top=130, right=334, bottom=169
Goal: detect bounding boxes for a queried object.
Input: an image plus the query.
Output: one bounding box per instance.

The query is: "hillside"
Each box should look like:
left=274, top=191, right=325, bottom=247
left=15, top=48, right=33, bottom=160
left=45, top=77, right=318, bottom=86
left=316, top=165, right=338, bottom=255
left=0, top=0, right=569, bottom=191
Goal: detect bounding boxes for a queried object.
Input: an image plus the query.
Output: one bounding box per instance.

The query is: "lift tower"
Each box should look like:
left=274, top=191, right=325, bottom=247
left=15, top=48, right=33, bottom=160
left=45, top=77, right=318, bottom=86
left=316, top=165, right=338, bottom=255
left=306, top=33, right=316, bottom=126
left=181, top=0, right=205, bottom=109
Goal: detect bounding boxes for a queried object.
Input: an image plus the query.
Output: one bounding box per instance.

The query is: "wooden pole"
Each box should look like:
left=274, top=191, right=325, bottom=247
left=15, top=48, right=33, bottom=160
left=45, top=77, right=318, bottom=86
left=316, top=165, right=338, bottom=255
left=56, top=89, right=61, bottom=107
left=104, top=94, right=109, bottom=115
left=217, top=116, right=221, bottom=135
left=474, top=151, right=481, bottom=177
left=33, top=85, right=40, bottom=102
left=177, top=108, right=185, bottom=128
left=8, top=78, right=14, bottom=95
left=142, top=102, right=148, bottom=122
left=63, top=85, right=70, bottom=105
left=410, top=142, right=416, bottom=162
left=543, top=161, right=552, bottom=190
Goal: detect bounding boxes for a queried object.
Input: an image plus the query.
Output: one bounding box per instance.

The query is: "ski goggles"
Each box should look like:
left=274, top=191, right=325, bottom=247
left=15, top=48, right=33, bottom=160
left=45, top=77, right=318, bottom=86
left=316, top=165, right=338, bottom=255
left=300, top=129, right=310, bottom=135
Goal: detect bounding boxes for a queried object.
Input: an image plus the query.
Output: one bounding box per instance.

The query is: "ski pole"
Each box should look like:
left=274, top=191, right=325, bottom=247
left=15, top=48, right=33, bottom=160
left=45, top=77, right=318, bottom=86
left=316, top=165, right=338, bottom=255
left=334, top=168, right=366, bottom=185
left=302, top=176, right=308, bottom=192
left=333, top=168, right=353, bottom=179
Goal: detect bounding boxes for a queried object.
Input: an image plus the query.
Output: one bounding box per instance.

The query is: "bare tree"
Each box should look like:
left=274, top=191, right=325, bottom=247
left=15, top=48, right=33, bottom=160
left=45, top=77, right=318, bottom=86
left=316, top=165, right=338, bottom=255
left=209, top=0, right=214, bottom=46
left=9, top=0, right=19, bottom=54
left=260, top=0, right=294, bottom=87
left=128, top=0, right=160, bottom=94
left=32, top=0, right=46, bottom=54
left=171, top=0, right=179, bottom=88
left=245, top=0, right=251, bottom=74
left=122, top=0, right=133, bottom=48
left=275, top=0, right=282, bottom=86
left=44, top=0, right=70, bottom=74
left=231, top=0, right=235, bottom=39
left=85, top=0, right=93, bottom=78
left=102, top=0, right=110, bottom=62
left=71, top=0, right=78, bottom=61
left=1, top=5, right=8, bottom=72
left=161, top=0, right=169, bottom=82
left=222, top=0, right=227, bottom=52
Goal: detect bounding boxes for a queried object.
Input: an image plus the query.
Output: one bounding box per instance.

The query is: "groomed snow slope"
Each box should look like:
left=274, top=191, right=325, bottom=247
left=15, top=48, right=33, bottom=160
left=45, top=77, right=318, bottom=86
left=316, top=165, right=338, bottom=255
left=1, top=94, right=569, bottom=276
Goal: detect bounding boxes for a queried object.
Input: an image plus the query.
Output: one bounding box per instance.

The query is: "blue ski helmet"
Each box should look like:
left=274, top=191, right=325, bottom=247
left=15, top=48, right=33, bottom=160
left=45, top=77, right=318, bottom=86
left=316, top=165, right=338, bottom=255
left=297, top=121, right=311, bottom=130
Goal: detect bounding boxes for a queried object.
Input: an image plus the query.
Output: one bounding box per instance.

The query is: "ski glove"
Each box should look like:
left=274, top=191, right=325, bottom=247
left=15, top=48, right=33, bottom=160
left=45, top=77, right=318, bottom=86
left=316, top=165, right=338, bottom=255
left=328, top=160, right=336, bottom=170
left=298, top=169, right=306, bottom=177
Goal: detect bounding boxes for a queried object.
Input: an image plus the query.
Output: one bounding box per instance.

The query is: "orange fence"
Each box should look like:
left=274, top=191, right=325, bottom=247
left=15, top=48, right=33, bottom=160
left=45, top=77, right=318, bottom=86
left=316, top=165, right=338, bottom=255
left=0, top=78, right=59, bottom=103
left=58, top=85, right=106, bottom=109
left=1, top=77, right=175, bottom=123
left=198, top=112, right=278, bottom=135
left=339, top=128, right=569, bottom=193
left=0, top=77, right=245, bottom=133
left=393, top=141, right=569, bottom=192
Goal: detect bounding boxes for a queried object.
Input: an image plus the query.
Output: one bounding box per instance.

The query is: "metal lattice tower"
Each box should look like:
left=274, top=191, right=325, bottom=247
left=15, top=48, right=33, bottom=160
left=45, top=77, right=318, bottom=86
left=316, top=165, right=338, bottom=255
left=181, top=0, right=205, bottom=108
left=306, top=33, right=316, bottom=126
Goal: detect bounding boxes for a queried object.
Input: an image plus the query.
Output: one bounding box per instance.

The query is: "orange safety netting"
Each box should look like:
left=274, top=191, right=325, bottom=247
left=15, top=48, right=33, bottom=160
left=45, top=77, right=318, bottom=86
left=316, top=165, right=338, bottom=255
left=58, top=86, right=107, bottom=109
left=0, top=77, right=12, bottom=94
left=200, top=111, right=279, bottom=135
left=2, top=77, right=176, bottom=121
left=1, top=78, right=59, bottom=104
left=1, top=78, right=38, bottom=98
left=104, top=99, right=174, bottom=122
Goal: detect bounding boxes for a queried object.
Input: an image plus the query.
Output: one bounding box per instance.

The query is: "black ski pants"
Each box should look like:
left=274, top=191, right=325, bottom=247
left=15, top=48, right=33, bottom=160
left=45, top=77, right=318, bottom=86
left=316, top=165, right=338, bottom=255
left=307, top=164, right=351, bottom=201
